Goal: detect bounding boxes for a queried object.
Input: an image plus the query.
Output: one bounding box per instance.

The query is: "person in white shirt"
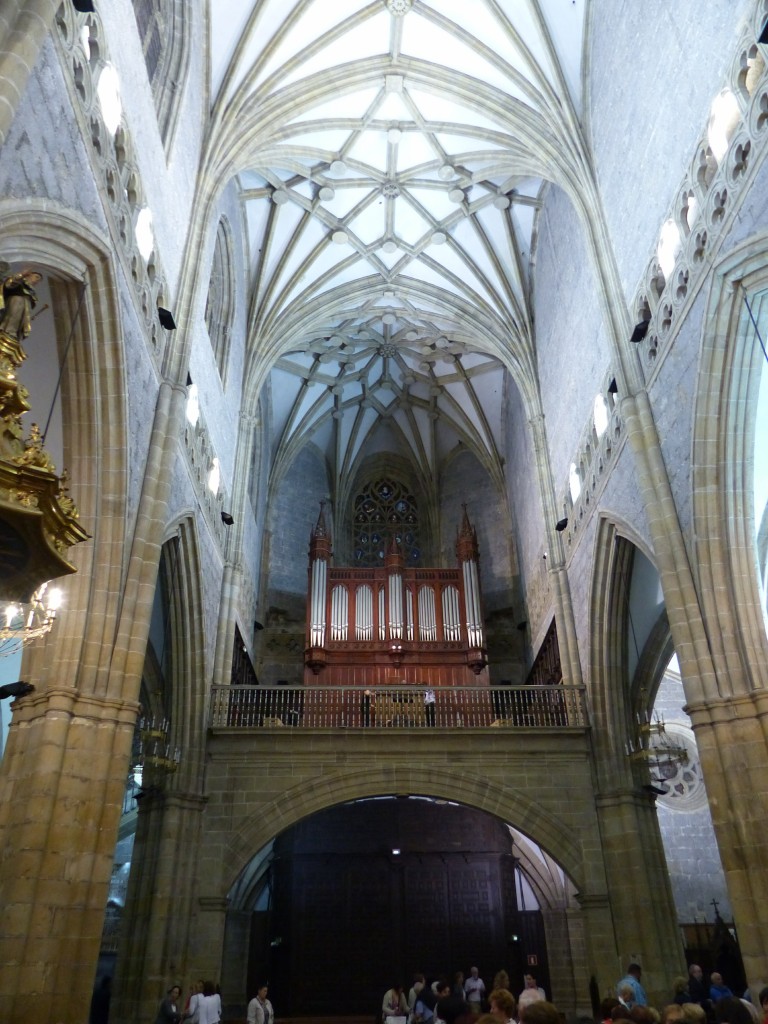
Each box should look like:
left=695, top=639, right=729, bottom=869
left=464, top=968, right=486, bottom=1015
left=247, top=983, right=274, bottom=1024
left=198, top=980, right=221, bottom=1024
left=517, top=975, right=546, bottom=1013
left=184, top=980, right=204, bottom=1024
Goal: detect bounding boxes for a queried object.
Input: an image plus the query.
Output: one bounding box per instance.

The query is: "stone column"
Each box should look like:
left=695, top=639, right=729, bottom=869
left=685, top=691, right=768, bottom=995
left=111, top=788, right=207, bottom=1024
left=0, top=0, right=58, bottom=147
left=594, top=790, right=686, bottom=1004
left=0, top=688, right=137, bottom=1024
left=542, top=902, right=592, bottom=1016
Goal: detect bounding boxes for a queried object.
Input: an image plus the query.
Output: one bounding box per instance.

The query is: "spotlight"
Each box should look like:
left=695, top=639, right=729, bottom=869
left=221, top=511, right=234, bottom=526
left=608, top=378, right=618, bottom=394
left=157, top=307, right=177, bottom=330
left=629, top=319, right=650, bottom=343
left=0, top=681, right=35, bottom=699
left=72, top=0, right=95, bottom=11
left=555, top=518, right=568, bottom=532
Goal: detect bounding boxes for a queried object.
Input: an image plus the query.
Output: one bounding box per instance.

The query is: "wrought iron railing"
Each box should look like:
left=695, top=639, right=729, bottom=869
left=209, top=684, right=589, bottom=730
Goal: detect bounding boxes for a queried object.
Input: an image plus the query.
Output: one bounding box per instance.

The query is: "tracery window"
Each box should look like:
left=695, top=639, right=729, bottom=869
left=131, top=0, right=190, bottom=147
left=352, top=478, right=421, bottom=566
left=133, top=0, right=166, bottom=86
left=205, top=219, right=235, bottom=383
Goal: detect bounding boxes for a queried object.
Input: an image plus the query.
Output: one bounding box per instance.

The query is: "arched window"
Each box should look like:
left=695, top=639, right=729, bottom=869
left=352, top=478, right=421, bottom=566
left=131, top=0, right=191, bottom=148
left=205, top=218, right=236, bottom=383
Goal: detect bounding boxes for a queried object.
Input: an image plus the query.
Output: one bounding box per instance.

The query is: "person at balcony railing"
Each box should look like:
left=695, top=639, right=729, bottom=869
left=424, top=687, right=436, bottom=726
left=361, top=690, right=372, bottom=727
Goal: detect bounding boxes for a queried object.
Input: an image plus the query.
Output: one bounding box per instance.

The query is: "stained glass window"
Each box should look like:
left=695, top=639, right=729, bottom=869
left=353, top=478, right=420, bottom=566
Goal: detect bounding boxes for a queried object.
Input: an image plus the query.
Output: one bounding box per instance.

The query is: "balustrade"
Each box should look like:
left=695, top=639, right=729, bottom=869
left=209, top=684, right=588, bottom=730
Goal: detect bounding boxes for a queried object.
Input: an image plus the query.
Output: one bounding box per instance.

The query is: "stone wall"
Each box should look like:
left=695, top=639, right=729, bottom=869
left=588, top=0, right=751, bottom=301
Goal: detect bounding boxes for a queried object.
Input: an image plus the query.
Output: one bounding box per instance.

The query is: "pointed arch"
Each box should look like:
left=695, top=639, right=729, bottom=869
left=225, top=764, right=591, bottom=897
left=0, top=199, right=130, bottom=697
left=205, top=217, right=236, bottom=386
left=692, top=232, right=768, bottom=700
left=131, top=0, right=193, bottom=151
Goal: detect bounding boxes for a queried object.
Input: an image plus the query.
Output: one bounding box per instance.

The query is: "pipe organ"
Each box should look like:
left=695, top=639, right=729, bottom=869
left=305, top=504, right=488, bottom=686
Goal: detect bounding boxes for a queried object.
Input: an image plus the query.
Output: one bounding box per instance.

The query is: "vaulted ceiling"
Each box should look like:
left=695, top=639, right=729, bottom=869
left=206, top=0, right=588, bottom=490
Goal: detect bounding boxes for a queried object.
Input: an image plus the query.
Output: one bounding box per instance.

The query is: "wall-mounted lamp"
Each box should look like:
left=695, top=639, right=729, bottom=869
left=629, top=319, right=650, bottom=343
left=555, top=518, right=568, bottom=532
left=221, top=511, right=234, bottom=526
left=0, top=681, right=35, bottom=699
left=157, top=307, right=177, bottom=331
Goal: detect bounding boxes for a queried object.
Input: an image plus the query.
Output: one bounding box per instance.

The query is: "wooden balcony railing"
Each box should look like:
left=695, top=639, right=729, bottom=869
left=209, top=685, right=589, bottom=730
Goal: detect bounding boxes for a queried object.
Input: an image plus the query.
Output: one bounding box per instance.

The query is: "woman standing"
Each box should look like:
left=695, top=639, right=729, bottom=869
left=198, top=980, right=222, bottom=1024
left=155, top=985, right=182, bottom=1024
left=247, top=982, right=275, bottom=1024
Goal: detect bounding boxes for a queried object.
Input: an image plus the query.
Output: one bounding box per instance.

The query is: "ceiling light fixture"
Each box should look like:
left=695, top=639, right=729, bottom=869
left=431, top=231, right=447, bottom=244
left=438, top=164, right=455, bottom=180
left=318, top=186, right=335, bottom=201
left=330, top=160, right=347, bottom=174
left=332, top=230, right=349, bottom=244
left=272, top=189, right=290, bottom=205
left=448, top=188, right=465, bottom=203
left=493, top=195, right=511, bottom=210
left=382, top=240, right=398, bottom=253
left=387, top=127, right=402, bottom=143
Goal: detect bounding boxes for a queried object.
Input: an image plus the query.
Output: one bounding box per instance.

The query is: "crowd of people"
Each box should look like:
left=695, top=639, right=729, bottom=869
left=381, top=968, right=553, bottom=1024
left=153, top=980, right=223, bottom=1024
left=149, top=961, right=762, bottom=1024
left=609, top=962, right=767, bottom=1024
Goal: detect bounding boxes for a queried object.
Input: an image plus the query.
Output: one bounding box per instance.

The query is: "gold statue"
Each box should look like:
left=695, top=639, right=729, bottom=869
left=0, top=268, right=42, bottom=346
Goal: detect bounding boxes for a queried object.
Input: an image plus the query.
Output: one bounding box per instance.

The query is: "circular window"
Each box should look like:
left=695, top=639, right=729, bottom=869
left=654, top=723, right=708, bottom=812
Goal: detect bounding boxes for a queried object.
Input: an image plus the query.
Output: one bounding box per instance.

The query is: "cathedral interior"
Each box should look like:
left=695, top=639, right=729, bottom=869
left=1, top=2, right=768, bottom=1022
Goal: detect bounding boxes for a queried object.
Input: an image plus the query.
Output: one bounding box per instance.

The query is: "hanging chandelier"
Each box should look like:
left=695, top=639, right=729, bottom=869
left=625, top=704, right=689, bottom=775
left=133, top=715, right=181, bottom=774
left=0, top=581, right=62, bottom=657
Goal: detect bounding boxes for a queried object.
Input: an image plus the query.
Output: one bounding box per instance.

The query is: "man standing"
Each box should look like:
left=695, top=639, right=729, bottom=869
left=464, top=967, right=486, bottom=1016
left=615, top=964, right=647, bottom=1007
left=709, top=974, right=733, bottom=1002
left=687, top=965, right=709, bottom=1007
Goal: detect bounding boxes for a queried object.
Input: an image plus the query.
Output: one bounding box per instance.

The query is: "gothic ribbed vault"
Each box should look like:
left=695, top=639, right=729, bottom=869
left=206, top=0, right=588, bottom=487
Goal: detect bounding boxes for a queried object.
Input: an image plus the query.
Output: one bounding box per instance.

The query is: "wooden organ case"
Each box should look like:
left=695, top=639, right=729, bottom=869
left=304, top=503, right=489, bottom=689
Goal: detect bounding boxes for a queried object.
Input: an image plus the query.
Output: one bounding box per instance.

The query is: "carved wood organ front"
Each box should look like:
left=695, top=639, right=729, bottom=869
left=304, top=504, right=489, bottom=687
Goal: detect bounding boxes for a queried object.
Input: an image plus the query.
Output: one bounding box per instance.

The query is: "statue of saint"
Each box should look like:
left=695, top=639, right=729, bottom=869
left=0, top=269, right=43, bottom=346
